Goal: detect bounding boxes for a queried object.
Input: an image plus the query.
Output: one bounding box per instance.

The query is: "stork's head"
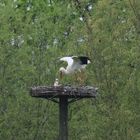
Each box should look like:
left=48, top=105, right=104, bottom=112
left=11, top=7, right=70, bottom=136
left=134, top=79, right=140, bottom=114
left=59, top=67, right=66, bottom=79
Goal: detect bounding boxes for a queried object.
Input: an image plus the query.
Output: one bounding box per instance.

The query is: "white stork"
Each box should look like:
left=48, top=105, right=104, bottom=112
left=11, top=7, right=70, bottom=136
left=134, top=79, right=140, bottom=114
left=59, top=56, right=91, bottom=80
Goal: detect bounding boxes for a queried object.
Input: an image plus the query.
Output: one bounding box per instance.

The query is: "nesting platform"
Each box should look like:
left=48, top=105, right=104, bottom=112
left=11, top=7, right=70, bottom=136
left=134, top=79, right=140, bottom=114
left=30, top=85, right=98, bottom=140
left=30, top=85, right=97, bottom=100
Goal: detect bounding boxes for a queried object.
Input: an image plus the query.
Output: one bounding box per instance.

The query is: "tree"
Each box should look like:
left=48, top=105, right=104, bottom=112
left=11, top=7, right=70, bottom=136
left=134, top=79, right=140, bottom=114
left=0, top=0, right=139, bottom=140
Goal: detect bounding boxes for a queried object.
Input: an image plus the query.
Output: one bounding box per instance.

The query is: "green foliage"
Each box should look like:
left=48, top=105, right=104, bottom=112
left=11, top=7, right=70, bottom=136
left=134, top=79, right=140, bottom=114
left=0, top=0, right=140, bottom=140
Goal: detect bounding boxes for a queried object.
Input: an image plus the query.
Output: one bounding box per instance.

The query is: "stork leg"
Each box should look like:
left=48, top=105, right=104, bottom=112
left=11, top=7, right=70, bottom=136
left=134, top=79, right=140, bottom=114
left=73, top=70, right=86, bottom=85
left=78, top=70, right=87, bottom=85
left=74, top=72, right=79, bottom=85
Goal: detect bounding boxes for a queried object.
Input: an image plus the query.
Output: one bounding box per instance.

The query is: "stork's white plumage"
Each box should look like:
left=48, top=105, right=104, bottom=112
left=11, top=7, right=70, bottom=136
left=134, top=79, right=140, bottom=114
left=59, top=56, right=91, bottom=78
left=54, top=78, right=59, bottom=87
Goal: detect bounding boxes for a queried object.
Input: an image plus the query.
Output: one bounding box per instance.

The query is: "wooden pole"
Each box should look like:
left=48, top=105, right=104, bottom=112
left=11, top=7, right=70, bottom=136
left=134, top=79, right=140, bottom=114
left=30, top=86, right=98, bottom=140
left=59, top=96, right=68, bottom=140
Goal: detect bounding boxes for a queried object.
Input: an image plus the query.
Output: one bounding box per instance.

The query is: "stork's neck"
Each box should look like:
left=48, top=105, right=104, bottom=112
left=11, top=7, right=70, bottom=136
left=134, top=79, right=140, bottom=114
left=60, top=67, right=69, bottom=74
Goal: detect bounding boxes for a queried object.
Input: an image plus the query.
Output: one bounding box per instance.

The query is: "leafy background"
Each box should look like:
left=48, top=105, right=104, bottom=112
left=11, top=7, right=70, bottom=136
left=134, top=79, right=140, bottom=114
left=0, top=0, right=140, bottom=140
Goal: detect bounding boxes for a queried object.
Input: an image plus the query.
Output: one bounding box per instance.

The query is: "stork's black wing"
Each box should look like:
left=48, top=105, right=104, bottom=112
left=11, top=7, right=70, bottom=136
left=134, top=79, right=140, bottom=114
left=78, top=56, right=91, bottom=65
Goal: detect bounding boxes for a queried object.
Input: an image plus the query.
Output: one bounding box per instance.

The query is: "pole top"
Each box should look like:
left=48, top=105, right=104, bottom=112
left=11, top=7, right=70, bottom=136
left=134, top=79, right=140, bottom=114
left=30, top=85, right=98, bottom=99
